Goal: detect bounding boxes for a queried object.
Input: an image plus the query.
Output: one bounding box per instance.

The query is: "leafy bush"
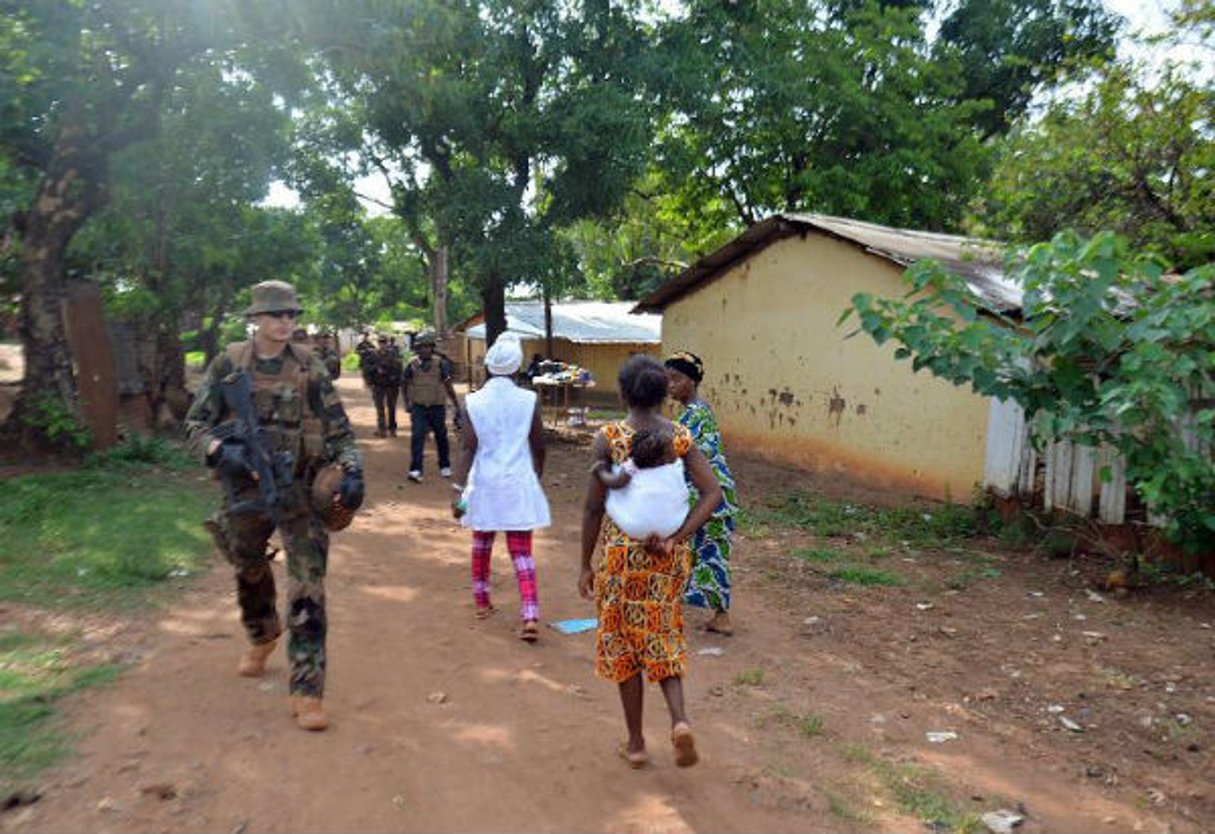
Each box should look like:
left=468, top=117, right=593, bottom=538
left=18, top=392, right=92, bottom=451
left=845, top=231, right=1214, bottom=553
left=84, top=433, right=194, bottom=470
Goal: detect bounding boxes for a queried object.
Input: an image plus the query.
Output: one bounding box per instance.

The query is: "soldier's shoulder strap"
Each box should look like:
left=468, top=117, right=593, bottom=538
left=224, top=341, right=254, bottom=370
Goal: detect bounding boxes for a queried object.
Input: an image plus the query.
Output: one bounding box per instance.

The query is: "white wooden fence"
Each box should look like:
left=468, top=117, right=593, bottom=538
left=983, top=398, right=1130, bottom=523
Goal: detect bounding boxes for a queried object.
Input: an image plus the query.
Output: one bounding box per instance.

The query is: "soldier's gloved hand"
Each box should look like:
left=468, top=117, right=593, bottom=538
left=211, top=440, right=251, bottom=480
left=339, top=470, right=365, bottom=510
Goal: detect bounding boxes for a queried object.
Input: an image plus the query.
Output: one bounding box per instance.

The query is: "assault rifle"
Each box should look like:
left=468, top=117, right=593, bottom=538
left=213, top=369, right=294, bottom=526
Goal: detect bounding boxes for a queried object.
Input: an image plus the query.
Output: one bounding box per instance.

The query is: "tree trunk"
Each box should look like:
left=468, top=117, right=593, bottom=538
left=153, top=324, right=189, bottom=425
left=543, top=286, right=554, bottom=358
left=4, top=114, right=106, bottom=451
left=430, top=245, right=449, bottom=335
left=483, top=276, right=507, bottom=346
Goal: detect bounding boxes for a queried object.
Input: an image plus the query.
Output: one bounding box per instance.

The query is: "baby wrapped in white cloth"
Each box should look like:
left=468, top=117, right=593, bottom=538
left=597, top=427, right=689, bottom=539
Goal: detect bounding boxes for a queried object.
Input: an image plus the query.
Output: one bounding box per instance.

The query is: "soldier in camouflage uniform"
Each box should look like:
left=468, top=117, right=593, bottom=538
left=183, top=280, right=364, bottom=732
left=369, top=335, right=403, bottom=438
left=317, top=332, right=342, bottom=380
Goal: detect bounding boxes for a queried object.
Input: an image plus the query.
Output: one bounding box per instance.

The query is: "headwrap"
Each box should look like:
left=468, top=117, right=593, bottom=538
left=485, top=333, right=524, bottom=375
left=664, top=350, right=704, bottom=384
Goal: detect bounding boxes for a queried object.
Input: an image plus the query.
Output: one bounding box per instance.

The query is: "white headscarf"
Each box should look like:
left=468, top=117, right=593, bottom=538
left=485, top=333, right=523, bottom=376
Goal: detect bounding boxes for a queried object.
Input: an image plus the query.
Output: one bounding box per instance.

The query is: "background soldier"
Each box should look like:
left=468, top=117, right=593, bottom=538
left=317, top=332, right=342, bottom=380
left=402, top=331, right=460, bottom=482
left=183, top=280, right=364, bottom=732
left=356, top=332, right=376, bottom=390
left=370, top=334, right=403, bottom=437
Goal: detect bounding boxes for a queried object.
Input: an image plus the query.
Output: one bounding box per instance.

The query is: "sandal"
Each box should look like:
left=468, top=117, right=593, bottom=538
left=519, top=619, right=539, bottom=642
left=617, top=742, right=649, bottom=769
left=474, top=605, right=496, bottom=620
left=671, top=722, right=699, bottom=767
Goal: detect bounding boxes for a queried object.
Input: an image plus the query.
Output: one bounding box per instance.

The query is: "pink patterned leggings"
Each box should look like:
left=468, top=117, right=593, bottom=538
left=471, top=530, right=539, bottom=621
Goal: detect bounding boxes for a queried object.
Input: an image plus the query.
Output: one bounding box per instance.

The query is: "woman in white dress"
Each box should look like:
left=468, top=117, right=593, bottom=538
left=450, top=334, right=551, bottom=641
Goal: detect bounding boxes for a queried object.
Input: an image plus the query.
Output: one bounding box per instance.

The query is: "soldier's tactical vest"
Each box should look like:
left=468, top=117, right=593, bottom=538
left=225, top=341, right=325, bottom=475
left=408, top=358, right=446, bottom=406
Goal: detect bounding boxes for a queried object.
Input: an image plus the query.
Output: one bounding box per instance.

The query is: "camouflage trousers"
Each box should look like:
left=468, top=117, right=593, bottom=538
left=206, top=491, right=329, bottom=697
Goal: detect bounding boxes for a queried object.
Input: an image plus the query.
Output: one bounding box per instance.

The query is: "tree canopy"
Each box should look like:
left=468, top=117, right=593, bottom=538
left=4, top=0, right=1209, bottom=461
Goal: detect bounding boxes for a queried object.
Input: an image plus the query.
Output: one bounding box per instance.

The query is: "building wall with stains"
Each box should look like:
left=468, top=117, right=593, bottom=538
left=661, top=232, right=990, bottom=500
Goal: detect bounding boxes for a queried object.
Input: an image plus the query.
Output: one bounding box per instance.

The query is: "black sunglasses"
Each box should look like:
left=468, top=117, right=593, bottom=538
left=264, top=310, right=300, bottom=320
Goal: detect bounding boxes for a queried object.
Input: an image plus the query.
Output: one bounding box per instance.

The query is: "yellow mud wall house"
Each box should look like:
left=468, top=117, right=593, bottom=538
left=636, top=214, right=1021, bottom=501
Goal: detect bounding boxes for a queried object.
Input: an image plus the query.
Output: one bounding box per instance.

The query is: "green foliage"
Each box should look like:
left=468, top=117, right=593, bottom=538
left=0, top=466, right=215, bottom=611
left=934, top=0, right=1121, bottom=138
left=845, top=231, right=1215, bottom=552
left=651, top=0, right=1115, bottom=232
left=971, top=59, right=1215, bottom=269
left=83, top=434, right=195, bottom=471
left=0, top=631, right=122, bottom=795
left=17, top=393, right=92, bottom=452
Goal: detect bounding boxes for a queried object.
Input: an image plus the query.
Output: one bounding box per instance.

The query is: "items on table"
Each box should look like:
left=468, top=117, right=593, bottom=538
left=530, top=361, right=593, bottom=384
left=530, top=361, right=595, bottom=426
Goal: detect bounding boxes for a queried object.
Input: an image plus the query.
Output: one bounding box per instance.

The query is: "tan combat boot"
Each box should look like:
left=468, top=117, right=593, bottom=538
left=290, top=695, right=329, bottom=731
left=237, top=638, right=278, bottom=677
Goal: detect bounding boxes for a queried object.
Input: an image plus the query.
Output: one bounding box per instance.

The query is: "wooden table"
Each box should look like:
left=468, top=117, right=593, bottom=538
left=532, top=377, right=596, bottom=427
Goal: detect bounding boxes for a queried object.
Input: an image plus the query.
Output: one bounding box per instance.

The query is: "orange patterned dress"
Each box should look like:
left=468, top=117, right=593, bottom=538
left=594, top=421, right=694, bottom=683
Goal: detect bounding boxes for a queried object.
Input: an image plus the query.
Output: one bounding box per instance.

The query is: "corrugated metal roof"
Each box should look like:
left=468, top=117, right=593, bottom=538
left=634, top=213, right=1022, bottom=315
left=464, top=301, right=661, bottom=344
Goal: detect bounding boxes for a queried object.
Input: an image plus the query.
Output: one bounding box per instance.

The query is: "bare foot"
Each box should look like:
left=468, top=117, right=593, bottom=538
left=474, top=605, right=495, bottom=620
left=519, top=619, right=539, bottom=642
left=704, top=610, right=733, bottom=636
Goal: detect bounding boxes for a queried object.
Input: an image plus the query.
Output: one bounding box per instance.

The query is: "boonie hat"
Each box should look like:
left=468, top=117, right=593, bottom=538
left=414, top=331, right=437, bottom=346
left=246, top=281, right=302, bottom=316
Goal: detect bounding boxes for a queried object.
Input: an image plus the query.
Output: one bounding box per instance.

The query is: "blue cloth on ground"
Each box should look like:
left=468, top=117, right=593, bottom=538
left=548, top=618, right=597, bottom=635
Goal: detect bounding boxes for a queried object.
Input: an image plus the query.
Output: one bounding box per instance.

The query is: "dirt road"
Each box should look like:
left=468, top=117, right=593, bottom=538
left=7, top=377, right=1211, bottom=833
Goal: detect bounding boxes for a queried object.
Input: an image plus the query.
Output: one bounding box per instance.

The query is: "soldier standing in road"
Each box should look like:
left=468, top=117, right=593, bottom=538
left=183, top=280, right=365, bottom=732
left=370, top=335, right=404, bottom=437
left=317, top=332, right=342, bottom=380
left=356, top=332, right=376, bottom=390
left=402, top=331, right=460, bottom=482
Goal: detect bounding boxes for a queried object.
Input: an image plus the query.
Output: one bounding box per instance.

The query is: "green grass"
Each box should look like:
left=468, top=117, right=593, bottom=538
left=734, top=668, right=765, bottom=686
left=944, top=565, right=1003, bottom=590
left=0, top=444, right=217, bottom=796
left=0, top=630, right=122, bottom=796
left=757, top=705, right=824, bottom=737
left=757, top=491, right=981, bottom=545
left=828, top=566, right=905, bottom=587
left=0, top=443, right=215, bottom=612
left=794, top=546, right=848, bottom=563
left=827, top=791, right=872, bottom=824
left=841, top=744, right=981, bottom=833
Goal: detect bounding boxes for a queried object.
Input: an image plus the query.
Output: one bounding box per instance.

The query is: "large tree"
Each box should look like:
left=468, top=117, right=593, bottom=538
left=652, top=0, right=1119, bottom=234
left=968, top=59, right=1215, bottom=269
left=305, top=0, right=661, bottom=343
left=69, top=57, right=295, bottom=423
left=0, top=0, right=267, bottom=449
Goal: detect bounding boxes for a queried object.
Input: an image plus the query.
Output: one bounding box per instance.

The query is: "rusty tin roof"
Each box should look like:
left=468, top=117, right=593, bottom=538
left=633, top=213, right=1022, bottom=315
